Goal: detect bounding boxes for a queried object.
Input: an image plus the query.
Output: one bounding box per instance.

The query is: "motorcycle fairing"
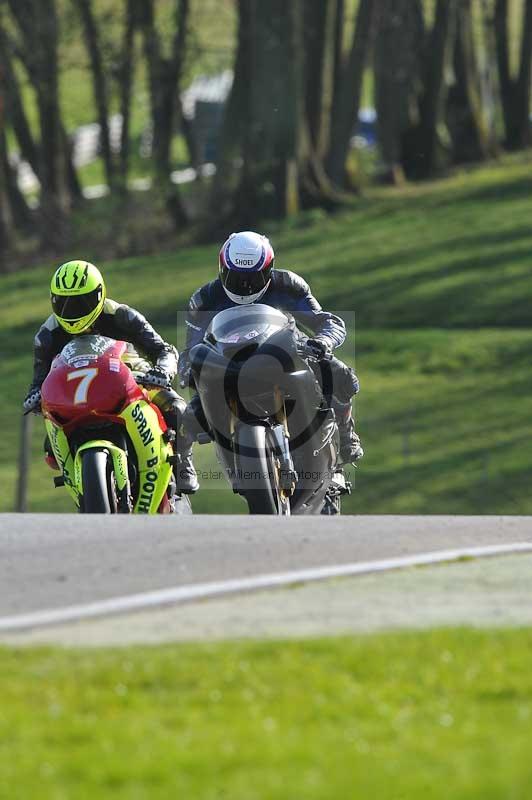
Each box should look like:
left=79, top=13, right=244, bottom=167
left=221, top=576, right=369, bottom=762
left=45, top=417, right=78, bottom=502
left=120, top=400, right=173, bottom=514
left=45, top=397, right=172, bottom=513
left=42, top=335, right=173, bottom=514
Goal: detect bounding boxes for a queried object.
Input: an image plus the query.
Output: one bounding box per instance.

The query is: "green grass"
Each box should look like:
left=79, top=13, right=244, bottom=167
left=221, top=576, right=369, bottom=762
left=1, top=628, right=532, bottom=798
left=2, top=153, right=532, bottom=513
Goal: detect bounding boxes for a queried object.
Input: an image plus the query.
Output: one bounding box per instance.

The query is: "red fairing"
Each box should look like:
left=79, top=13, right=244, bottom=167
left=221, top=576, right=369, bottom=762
left=41, top=339, right=145, bottom=431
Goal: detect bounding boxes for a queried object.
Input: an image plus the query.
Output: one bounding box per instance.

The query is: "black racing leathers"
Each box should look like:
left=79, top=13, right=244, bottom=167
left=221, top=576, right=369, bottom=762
left=28, top=299, right=178, bottom=393
left=180, top=270, right=359, bottom=410
left=181, top=270, right=347, bottom=364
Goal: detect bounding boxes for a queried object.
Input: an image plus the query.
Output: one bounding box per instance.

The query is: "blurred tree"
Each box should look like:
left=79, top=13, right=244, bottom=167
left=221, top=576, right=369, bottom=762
left=374, top=0, right=423, bottom=184
left=211, top=0, right=347, bottom=228
left=0, top=60, right=11, bottom=264
left=0, top=25, right=40, bottom=182
left=0, top=137, right=32, bottom=232
left=138, top=0, right=189, bottom=226
left=236, top=0, right=306, bottom=219
left=117, top=0, right=137, bottom=191
left=446, top=0, right=498, bottom=163
left=304, top=0, right=336, bottom=158
left=495, top=0, right=532, bottom=149
left=479, top=0, right=500, bottom=148
left=207, top=0, right=250, bottom=225
left=5, top=0, right=76, bottom=248
left=398, top=0, right=457, bottom=178
left=61, top=125, right=83, bottom=205
left=326, top=0, right=379, bottom=188
left=0, top=6, right=35, bottom=262
left=72, top=0, right=116, bottom=190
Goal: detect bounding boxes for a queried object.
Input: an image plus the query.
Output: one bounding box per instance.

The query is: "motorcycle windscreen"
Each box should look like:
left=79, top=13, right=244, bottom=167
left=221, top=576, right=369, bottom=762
left=207, top=304, right=290, bottom=346
left=59, top=334, right=118, bottom=366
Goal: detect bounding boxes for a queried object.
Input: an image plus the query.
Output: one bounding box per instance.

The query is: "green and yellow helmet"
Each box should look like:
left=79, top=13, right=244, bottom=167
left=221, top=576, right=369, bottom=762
left=50, top=261, right=106, bottom=334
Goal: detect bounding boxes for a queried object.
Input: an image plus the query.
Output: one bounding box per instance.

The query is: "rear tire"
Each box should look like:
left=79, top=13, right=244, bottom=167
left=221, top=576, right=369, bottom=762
left=236, top=425, right=287, bottom=515
left=80, top=449, right=114, bottom=513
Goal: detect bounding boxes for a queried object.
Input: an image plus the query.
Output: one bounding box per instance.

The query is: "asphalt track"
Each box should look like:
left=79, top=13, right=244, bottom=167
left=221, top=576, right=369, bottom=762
left=0, top=515, right=530, bottom=626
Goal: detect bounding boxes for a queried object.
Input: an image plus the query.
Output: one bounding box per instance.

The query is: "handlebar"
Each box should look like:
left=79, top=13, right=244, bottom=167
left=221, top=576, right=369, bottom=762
left=296, top=343, right=333, bottom=362
left=135, top=375, right=173, bottom=390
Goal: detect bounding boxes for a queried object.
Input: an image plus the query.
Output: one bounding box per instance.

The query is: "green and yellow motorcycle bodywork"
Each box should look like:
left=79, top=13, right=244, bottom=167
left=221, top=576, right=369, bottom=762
left=44, top=399, right=174, bottom=513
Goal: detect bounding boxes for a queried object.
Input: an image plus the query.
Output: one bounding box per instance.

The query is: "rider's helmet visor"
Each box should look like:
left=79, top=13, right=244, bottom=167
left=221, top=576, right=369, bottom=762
left=51, top=286, right=103, bottom=320
left=220, top=264, right=272, bottom=297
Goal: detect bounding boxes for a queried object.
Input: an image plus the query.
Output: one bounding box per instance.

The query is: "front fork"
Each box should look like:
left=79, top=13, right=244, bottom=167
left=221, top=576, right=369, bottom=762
left=272, top=387, right=297, bottom=497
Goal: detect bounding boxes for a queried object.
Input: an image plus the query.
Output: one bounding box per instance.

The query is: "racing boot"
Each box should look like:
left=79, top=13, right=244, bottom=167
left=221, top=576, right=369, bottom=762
left=152, top=387, right=200, bottom=495
left=337, top=409, right=364, bottom=464
left=174, top=446, right=199, bottom=494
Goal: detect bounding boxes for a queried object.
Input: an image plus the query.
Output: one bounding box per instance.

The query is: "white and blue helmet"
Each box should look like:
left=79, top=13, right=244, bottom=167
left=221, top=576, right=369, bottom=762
left=219, top=231, right=275, bottom=305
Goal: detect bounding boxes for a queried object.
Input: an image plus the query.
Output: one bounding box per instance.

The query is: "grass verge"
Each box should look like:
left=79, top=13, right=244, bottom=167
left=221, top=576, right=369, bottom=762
left=1, top=628, right=532, bottom=799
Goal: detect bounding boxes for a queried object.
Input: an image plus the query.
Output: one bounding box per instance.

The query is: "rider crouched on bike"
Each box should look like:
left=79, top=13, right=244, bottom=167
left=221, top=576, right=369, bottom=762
left=179, top=231, right=363, bottom=465
left=23, top=260, right=198, bottom=494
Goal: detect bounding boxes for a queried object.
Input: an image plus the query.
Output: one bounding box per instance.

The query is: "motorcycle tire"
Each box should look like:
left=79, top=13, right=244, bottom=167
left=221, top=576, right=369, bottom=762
left=236, top=424, right=287, bottom=515
left=80, top=449, right=116, bottom=513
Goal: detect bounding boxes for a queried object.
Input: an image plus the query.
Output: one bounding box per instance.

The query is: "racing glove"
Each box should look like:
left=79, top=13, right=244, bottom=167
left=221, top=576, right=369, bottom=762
left=141, top=366, right=173, bottom=389
left=23, top=388, right=42, bottom=414
left=305, top=338, right=332, bottom=360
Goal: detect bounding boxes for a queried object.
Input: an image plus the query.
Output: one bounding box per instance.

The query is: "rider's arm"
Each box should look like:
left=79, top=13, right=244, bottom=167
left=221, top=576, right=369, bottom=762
left=185, top=289, right=210, bottom=349
left=30, top=316, right=64, bottom=390
left=178, top=288, right=212, bottom=384
left=280, top=271, right=346, bottom=350
left=107, top=301, right=178, bottom=378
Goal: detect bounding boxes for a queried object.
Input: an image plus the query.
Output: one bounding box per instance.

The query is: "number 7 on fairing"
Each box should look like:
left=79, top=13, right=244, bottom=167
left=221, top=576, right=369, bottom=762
left=67, top=367, right=99, bottom=404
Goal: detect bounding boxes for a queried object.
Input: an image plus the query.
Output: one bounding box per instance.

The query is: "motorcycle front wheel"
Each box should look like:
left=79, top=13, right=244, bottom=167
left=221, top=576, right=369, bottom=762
left=235, top=424, right=290, bottom=515
left=79, top=449, right=116, bottom=513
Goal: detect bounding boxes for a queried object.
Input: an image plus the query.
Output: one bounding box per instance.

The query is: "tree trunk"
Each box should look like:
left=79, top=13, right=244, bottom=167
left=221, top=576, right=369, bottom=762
left=73, top=0, right=116, bottom=190
left=332, top=0, right=345, bottom=111
left=179, top=107, right=199, bottom=172
left=139, top=0, right=189, bottom=177
left=374, top=0, right=424, bottom=184
left=401, top=0, right=457, bottom=178
left=326, top=0, right=379, bottom=188
left=304, top=0, right=336, bottom=157
left=515, top=0, right=532, bottom=146
left=233, top=0, right=307, bottom=220
left=210, top=0, right=343, bottom=230
left=139, top=0, right=189, bottom=226
left=446, top=0, right=495, bottom=163
left=479, top=0, right=500, bottom=151
left=208, top=0, right=250, bottom=225
left=118, top=0, right=137, bottom=191
left=0, top=62, right=12, bottom=265
left=0, top=26, right=41, bottom=180
left=495, top=0, right=532, bottom=149
left=7, top=0, right=68, bottom=246
left=0, top=52, right=32, bottom=255
left=61, top=123, right=83, bottom=204
left=1, top=138, right=33, bottom=230
left=36, top=0, right=66, bottom=246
